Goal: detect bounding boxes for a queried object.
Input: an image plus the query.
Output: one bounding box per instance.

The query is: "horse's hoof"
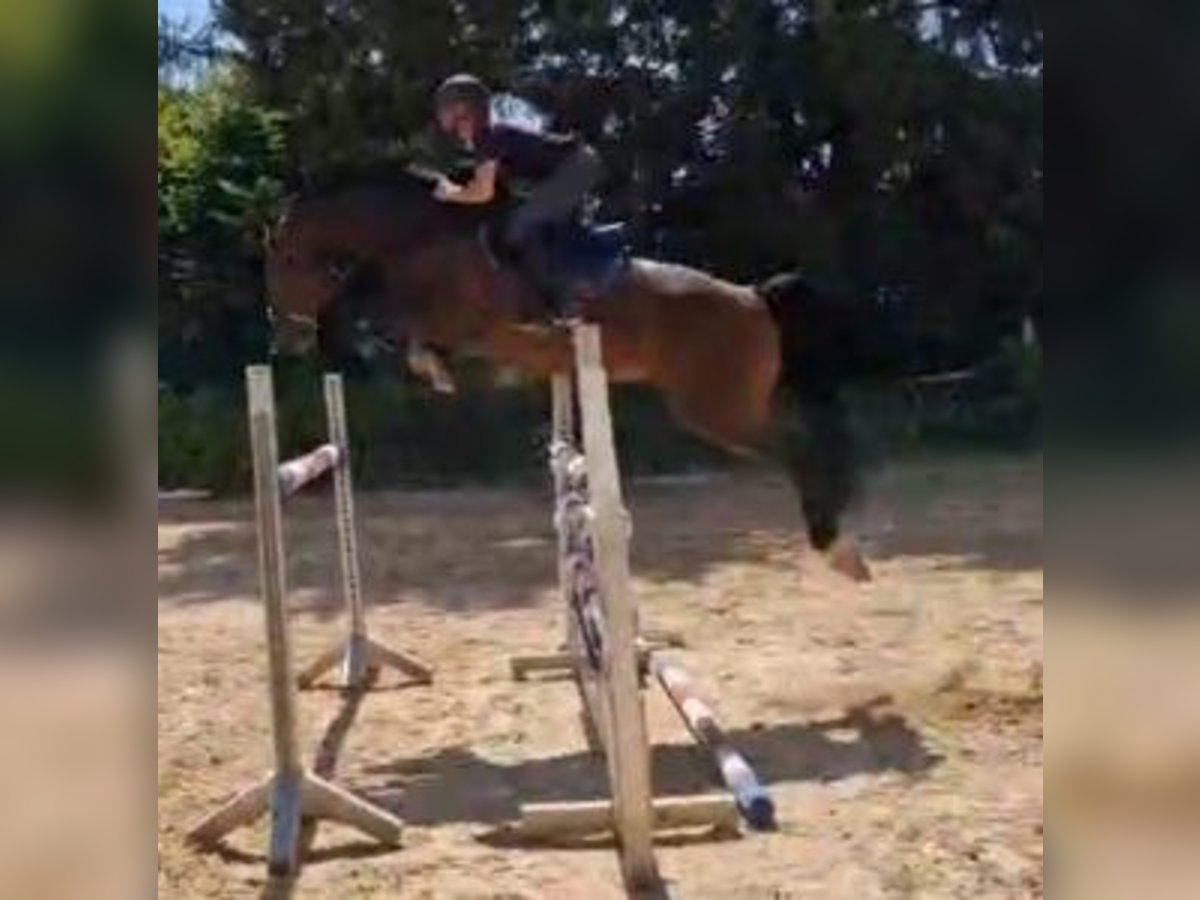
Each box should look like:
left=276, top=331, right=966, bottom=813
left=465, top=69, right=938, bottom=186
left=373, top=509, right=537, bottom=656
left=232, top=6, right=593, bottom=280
left=406, top=342, right=458, bottom=395
left=825, top=536, right=873, bottom=582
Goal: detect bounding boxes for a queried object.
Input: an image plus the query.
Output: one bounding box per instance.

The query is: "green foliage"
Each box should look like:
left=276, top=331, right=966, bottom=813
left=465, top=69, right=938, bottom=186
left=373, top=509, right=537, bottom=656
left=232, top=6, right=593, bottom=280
left=158, top=73, right=284, bottom=245
left=157, top=368, right=724, bottom=494
left=856, top=332, right=1041, bottom=451
left=158, top=69, right=286, bottom=385
left=158, top=382, right=248, bottom=492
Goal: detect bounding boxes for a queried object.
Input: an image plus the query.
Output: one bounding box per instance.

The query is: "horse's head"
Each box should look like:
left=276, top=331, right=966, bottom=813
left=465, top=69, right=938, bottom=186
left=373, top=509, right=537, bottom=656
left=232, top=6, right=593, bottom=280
left=264, top=170, right=495, bottom=357
left=263, top=203, right=325, bottom=355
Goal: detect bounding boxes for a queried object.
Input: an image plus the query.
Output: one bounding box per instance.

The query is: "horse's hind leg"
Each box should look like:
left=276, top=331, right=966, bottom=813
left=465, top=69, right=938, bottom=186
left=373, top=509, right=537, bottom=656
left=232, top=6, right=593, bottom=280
left=665, top=378, right=870, bottom=580
left=656, top=337, right=871, bottom=581
left=660, top=367, right=776, bottom=456
left=775, top=390, right=872, bottom=581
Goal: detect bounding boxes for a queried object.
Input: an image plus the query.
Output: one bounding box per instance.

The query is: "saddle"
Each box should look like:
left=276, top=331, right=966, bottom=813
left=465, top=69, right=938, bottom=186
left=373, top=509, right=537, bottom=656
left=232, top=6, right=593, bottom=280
left=484, top=215, right=631, bottom=302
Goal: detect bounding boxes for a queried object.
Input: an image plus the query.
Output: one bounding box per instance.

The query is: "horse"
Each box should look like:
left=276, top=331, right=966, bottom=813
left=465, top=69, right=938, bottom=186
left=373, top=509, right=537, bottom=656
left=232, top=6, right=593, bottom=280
left=264, top=167, right=926, bottom=581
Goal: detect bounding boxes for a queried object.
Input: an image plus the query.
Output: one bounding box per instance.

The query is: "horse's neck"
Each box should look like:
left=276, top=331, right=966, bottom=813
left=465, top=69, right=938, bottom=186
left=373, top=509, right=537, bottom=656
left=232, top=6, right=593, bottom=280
left=397, top=231, right=527, bottom=346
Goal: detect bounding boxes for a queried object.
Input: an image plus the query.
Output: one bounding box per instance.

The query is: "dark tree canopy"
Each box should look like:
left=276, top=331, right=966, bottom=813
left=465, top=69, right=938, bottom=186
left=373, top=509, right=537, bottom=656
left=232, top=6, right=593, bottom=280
left=212, top=0, right=1041, bottom=356
left=157, top=1, right=1047, bottom=490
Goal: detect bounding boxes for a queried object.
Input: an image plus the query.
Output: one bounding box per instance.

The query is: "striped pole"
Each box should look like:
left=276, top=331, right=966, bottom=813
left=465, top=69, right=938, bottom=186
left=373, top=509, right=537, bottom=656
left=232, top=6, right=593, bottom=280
left=652, top=656, right=776, bottom=830
left=278, top=443, right=340, bottom=497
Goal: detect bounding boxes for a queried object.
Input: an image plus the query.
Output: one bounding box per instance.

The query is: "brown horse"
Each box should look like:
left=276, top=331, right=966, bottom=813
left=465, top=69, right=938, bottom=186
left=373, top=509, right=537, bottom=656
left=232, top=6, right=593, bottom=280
left=265, top=169, right=925, bottom=580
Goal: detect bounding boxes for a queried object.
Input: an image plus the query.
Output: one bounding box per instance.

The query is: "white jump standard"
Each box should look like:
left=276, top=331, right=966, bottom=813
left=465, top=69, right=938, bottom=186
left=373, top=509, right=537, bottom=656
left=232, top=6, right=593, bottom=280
left=187, top=367, right=425, bottom=875
left=512, top=326, right=763, bottom=888
left=294, top=374, right=432, bottom=690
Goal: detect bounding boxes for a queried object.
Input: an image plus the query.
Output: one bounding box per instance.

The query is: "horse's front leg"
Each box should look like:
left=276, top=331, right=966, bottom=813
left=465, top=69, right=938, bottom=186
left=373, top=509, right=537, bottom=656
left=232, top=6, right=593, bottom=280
left=405, top=340, right=457, bottom=394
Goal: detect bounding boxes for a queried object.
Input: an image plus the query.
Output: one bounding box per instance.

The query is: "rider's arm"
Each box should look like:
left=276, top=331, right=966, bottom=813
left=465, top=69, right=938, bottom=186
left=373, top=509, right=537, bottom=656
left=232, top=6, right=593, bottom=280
left=435, top=160, right=498, bottom=204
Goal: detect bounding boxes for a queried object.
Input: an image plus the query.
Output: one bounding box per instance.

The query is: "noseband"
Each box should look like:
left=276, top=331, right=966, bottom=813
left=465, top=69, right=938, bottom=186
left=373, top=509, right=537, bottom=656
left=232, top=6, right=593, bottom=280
left=276, top=309, right=319, bottom=332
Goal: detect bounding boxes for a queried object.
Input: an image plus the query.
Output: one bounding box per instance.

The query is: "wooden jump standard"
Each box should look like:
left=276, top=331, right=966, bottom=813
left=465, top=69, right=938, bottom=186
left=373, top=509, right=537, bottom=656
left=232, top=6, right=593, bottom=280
left=187, top=367, right=424, bottom=875
left=511, top=327, right=774, bottom=887
left=292, top=373, right=431, bottom=691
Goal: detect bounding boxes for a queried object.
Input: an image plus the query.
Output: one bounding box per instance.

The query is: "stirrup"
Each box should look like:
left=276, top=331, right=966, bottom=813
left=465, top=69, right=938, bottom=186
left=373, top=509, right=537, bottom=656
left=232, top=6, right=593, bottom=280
left=547, top=289, right=585, bottom=326
left=551, top=310, right=585, bottom=327
left=547, top=301, right=584, bottom=327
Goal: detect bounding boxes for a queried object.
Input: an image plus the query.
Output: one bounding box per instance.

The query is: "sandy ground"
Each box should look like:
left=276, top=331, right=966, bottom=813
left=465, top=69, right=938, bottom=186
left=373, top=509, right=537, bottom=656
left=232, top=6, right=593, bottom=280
left=157, top=456, right=1043, bottom=899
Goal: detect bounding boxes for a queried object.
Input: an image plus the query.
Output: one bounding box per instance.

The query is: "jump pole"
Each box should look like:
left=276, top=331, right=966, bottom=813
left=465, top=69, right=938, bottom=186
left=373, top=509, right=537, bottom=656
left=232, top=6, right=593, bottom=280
left=651, top=657, right=776, bottom=830
left=511, top=327, right=738, bottom=888
left=186, top=366, right=402, bottom=875
left=295, top=373, right=432, bottom=691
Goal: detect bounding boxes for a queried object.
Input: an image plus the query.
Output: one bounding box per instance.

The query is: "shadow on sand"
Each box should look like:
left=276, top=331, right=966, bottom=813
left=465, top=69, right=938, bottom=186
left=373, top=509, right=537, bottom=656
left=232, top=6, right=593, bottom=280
left=201, top=688, right=938, bottom=898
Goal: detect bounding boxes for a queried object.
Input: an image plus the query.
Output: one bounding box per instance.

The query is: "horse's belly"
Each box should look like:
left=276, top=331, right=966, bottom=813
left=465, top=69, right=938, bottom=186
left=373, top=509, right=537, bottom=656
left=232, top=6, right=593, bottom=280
left=603, top=265, right=782, bottom=450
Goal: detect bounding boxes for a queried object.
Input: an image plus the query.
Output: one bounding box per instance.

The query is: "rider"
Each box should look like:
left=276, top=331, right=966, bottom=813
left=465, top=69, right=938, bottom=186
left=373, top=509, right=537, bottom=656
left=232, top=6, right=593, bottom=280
left=430, top=73, right=602, bottom=320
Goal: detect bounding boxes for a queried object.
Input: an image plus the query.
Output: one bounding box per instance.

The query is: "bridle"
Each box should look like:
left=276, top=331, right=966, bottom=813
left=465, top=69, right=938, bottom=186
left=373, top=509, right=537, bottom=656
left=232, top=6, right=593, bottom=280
left=267, top=304, right=320, bottom=338
left=269, top=292, right=401, bottom=361
left=279, top=310, right=319, bottom=332
left=266, top=169, right=477, bottom=353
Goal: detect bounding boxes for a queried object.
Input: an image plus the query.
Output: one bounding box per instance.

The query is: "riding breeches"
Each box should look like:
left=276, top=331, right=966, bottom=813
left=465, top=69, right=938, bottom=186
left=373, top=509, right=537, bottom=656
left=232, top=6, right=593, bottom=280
left=504, top=146, right=602, bottom=246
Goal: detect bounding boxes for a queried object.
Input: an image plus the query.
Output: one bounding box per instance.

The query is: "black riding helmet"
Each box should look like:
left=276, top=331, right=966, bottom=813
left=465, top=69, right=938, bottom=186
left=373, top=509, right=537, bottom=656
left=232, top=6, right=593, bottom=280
left=434, top=73, right=490, bottom=115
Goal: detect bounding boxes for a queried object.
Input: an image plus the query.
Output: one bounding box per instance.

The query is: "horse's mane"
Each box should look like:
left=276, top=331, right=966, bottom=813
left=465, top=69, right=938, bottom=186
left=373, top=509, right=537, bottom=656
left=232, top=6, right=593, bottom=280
left=274, top=157, right=494, bottom=232
left=273, top=160, right=444, bottom=232
left=297, top=160, right=441, bottom=202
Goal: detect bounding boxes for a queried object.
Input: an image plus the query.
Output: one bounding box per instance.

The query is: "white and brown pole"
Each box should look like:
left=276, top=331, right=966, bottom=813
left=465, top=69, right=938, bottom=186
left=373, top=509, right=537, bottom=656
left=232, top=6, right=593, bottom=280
left=652, top=656, right=776, bottom=831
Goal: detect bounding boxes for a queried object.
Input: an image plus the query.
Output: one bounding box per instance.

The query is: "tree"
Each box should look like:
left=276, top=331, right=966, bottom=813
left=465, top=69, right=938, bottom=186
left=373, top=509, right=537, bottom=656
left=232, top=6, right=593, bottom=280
left=158, top=69, right=286, bottom=385
left=196, top=0, right=1042, bottom=373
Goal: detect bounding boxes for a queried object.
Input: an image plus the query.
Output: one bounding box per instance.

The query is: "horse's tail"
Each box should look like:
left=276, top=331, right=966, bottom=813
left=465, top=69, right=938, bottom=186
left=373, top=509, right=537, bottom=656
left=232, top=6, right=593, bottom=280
left=755, top=270, right=930, bottom=553
left=756, top=270, right=936, bottom=393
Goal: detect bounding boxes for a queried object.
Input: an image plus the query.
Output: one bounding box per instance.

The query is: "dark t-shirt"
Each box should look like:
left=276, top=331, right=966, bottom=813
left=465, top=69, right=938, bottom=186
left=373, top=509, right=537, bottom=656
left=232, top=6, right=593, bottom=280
left=476, top=123, right=578, bottom=183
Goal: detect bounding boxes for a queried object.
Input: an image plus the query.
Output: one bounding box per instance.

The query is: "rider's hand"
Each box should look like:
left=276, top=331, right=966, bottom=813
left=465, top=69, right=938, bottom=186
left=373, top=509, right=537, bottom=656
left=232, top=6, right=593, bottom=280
left=433, top=177, right=457, bottom=201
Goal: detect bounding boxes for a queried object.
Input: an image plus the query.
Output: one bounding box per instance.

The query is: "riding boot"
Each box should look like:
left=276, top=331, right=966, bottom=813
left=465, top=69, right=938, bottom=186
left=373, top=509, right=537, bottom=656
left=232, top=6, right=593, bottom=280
left=519, top=233, right=580, bottom=324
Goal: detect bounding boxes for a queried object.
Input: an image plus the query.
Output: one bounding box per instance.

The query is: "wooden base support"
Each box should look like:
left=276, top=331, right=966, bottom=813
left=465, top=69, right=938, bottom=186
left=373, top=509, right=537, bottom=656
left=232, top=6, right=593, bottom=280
left=510, top=633, right=682, bottom=681
left=298, top=633, right=432, bottom=690
left=519, top=793, right=738, bottom=841
left=186, top=768, right=401, bottom=876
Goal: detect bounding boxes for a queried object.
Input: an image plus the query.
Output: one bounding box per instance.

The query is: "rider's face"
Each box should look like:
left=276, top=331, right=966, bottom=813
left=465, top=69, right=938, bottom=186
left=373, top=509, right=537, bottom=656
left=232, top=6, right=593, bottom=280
left=436, top=102, right=478, bottom=144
